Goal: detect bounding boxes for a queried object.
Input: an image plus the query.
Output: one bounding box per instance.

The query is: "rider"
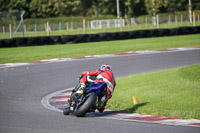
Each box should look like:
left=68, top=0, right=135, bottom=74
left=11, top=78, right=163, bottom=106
left=79, top=64, right=116, bottom=112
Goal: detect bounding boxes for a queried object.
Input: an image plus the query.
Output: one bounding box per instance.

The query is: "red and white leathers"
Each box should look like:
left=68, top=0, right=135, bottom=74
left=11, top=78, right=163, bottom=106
left=79, top=69, right=116, bottom=99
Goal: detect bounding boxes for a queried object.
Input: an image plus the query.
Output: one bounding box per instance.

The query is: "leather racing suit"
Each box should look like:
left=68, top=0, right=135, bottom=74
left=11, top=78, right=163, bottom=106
left=79, top=69, right=116, bottom=99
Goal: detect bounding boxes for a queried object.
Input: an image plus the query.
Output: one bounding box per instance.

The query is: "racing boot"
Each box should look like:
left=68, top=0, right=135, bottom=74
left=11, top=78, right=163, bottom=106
left=97, top=95, right=107, bottom=112
left=97, top=105, right=105, bottom=113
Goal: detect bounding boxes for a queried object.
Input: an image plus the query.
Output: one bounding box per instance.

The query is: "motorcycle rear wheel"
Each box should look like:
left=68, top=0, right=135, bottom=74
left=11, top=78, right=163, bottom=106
left=73, top=92, right=97, bottom=117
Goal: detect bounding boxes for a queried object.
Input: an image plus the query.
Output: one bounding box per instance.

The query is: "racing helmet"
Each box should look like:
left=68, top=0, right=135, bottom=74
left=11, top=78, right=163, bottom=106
left=100, top=64, right=112, bottom=71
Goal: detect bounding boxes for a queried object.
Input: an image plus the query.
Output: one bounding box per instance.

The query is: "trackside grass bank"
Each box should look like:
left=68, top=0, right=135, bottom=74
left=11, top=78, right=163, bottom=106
left=107, top=64, right=200, bottom=119
left=0, top=34, right=200, bottom=64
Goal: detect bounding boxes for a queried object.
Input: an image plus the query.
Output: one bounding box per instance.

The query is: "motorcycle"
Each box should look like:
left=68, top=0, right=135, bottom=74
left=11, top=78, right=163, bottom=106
left=63, top=76, right=107, bottom=117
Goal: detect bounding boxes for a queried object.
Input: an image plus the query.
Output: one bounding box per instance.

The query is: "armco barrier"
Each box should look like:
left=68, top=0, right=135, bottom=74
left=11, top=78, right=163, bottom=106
left=0, top=26, right=200, bottom=48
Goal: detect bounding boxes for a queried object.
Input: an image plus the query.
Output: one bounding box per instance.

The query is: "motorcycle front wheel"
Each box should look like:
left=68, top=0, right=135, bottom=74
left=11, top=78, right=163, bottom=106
left=72, top=92, right=97, bottom=117
left=63, top=105, right=70, bottom=115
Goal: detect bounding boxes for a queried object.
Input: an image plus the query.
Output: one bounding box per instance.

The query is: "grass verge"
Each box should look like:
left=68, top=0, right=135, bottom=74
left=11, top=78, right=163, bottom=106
left=107, top=64, right=200, bottom=119
left=0, top=34, right=200, bottom=64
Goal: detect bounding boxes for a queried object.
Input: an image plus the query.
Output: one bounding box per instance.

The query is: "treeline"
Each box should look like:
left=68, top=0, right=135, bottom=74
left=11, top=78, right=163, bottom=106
left=0, top=0, right=200, bottom=18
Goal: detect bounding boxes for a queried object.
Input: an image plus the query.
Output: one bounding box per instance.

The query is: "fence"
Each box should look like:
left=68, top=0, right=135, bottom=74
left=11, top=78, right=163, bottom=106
left=1, top=26, right=200, bottom=48
left=90, top=19, right=125, bottom=29
left=0, top=13, right=200, bottom=39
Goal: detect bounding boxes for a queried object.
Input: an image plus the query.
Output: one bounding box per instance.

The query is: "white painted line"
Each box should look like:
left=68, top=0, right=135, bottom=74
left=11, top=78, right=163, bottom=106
left=42, top=87, right=200, bottom=127
left=1, top=47, right=200, bottom=69
left=135, top=50, right=159, bottom=54
left=92, top=54, right=116, bottom=58
left=156, top=119, right=200, bottom=126
left=49, top=98, right=70, bottom=102
left=41, top=88, right=73, bottom=113
left=54, top=92, right=72, bottom=96
left=3, top=63, right=29, bottom=67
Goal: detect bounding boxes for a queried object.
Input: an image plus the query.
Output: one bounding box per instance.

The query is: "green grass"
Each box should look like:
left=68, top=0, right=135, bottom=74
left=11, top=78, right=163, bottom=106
left=107, top=64, right=200, bottom=119
left=0, top=34, right=200, bottom=64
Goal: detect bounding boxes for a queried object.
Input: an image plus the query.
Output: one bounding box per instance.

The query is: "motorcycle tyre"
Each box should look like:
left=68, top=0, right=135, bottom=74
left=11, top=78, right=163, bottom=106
left=63, top=107, right=70, bottom=115
left=73, top=92, right=97, bottom=117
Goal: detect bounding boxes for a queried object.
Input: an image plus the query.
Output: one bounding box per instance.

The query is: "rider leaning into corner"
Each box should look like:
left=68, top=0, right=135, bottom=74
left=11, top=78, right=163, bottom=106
left=78, top=64, right=116, bottom=112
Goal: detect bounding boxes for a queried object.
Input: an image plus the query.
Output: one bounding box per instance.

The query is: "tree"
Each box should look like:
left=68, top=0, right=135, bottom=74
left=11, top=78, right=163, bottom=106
left=145, top=0, right=163, bottom=16
left=192, top=0, right=200, bottom=10
left=0, top=0, right=10, bottom=11
left=125, top=0, right=134, bottom=17
left=133, top=0, right=147, bottom=16
left=29, top=0, right=83, bottom=18
left=163, top=0, right=188, bottom=14
left=0, top=0, right=31, bottom=18
left=145, top=0, right=163, bottom=25
left=1, top=0, right=200, bottom=19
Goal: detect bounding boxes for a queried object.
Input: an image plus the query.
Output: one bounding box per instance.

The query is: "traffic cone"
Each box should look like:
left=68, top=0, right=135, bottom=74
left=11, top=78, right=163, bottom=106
left=133, top=96, right=138, bottom=104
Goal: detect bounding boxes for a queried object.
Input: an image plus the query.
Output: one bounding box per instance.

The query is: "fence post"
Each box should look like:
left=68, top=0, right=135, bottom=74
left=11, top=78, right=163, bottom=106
left=175, top=15, right=177, bottom=26
left=66, top=23, right=69, bottom=30
left=156, top=15, right=159, bottom=29
left=181, top=14, right=183, bottom=23
left=87, top=21, right=90, bottom=29
left=9, top=24, right=12, bottom=38
left=59, top=22, right=61, bottom=31
left=145, top=16, right=148, bottom=27
left=46, top=22, right=50, bottom=36
left=120, top=17, right=123, bottom=32
left=71, top=22, right=73, bottom=31
left=198, top=14, right=200, bottom=23
left=153, top=14, right=156, bottom=25
left=83, top=19, right=86, bottom=34
left=169, top=15, right=171, bottom=25
left=193, top=12, right=196, bottom=26
left=24, top=25, right=26, bottom=33
left=34, top=24, right=37, bottom=33
left=3, top=26, right=5, bottom=34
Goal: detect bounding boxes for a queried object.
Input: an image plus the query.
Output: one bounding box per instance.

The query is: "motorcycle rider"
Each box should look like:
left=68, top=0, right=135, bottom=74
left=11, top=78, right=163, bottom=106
left=78, top=64, right=116, bottom=112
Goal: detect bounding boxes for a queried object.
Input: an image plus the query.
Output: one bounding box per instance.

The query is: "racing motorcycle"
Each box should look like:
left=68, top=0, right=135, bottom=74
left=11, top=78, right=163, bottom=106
left=63, top=76, right=107, bottom=117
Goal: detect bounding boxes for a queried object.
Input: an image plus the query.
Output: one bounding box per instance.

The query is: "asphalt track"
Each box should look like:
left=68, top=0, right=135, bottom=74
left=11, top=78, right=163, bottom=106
left=0, top=49, right=200, bottom=133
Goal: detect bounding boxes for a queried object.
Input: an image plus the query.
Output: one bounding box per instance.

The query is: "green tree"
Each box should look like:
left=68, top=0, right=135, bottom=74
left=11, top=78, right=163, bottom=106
left=0, top=0, right=10, bottom=11
left=133, top=0, right=147, bottom=16
left=125, top=0, right=134, bottom=17
left=29, top=0, right=83, bottom=18
left=145, top=0, right=163, bottom=16
left=1, top=0, right=200, bottom=19
left=82, top=0, right=116, bottom=17
left=192, top=0, right=200, bottom=10
left=163, top=0, right=200, bottom=14
left=163, top=0, right=188, bottom=14
left=0, top=0, right=31, bottom=18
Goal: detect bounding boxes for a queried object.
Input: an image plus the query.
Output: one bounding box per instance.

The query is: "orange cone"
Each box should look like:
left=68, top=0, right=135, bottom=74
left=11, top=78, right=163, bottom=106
left=133, top=96, right=138, bottom=104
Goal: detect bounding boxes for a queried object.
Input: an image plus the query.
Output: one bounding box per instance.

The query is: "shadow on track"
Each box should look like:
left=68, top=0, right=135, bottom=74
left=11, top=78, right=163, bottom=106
left=125, top=102, right=149, bottom=113
left=85, top=102, right=149, bottom=117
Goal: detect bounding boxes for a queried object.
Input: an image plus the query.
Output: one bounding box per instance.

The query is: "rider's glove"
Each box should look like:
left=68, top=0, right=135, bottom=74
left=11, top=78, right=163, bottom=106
left=77, top=83, right=86, bottom=94
left=79, top=75, right=84, bottom=80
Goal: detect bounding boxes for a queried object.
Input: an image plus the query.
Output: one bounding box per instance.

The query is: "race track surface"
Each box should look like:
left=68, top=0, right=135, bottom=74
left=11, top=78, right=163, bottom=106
left=0, top=49, right=200, bottom=133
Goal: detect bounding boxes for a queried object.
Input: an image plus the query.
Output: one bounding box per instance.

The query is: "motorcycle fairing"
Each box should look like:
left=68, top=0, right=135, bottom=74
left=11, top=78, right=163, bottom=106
left=86, top=82, right=107, bottom=96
